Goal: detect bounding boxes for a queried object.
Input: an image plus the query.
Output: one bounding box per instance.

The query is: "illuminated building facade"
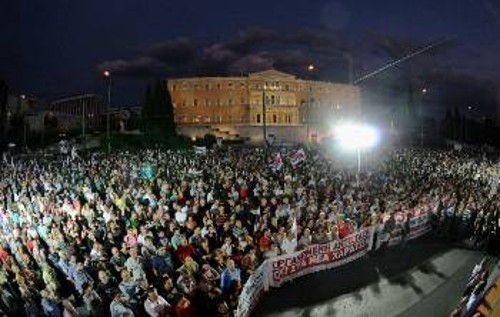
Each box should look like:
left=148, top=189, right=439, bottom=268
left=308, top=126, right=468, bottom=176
left=168, top=69, right=361, bottom=143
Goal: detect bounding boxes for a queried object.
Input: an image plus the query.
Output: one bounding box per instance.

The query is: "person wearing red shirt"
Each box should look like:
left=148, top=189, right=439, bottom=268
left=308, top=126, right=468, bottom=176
left=338, top=219, right=353, bottom=239
left=174, top=294, right=196, bottom=317
left=258, top=229, right=272, bottom=252
left=176, top=238, right=194, bottom=263
left=239, top=185, right=249, bottom=201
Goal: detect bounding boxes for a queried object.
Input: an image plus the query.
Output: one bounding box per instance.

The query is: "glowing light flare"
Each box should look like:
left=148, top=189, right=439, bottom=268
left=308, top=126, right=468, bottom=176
left=334, top=123, right=380, bottom=149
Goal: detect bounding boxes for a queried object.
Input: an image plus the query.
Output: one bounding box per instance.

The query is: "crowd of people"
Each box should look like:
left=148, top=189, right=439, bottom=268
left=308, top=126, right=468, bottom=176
left=0, top=146, right=498, bottom=317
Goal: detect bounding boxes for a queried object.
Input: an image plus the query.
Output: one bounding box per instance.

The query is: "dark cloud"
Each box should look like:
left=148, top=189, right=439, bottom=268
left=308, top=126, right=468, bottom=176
left=228, top=52, right=274, bottom=73
left=269, top=50, right=310, bottom=69
left=202, top=44, right=237, bottom=63
left=289, top=29, right=344, bottom=52
left=226, top=27, right=280, bottom=53
left=95, top=27, right=367, bottom=80
left=97, top=57, right=166, bottom=77
left=146, top=37, right=196, bottom=64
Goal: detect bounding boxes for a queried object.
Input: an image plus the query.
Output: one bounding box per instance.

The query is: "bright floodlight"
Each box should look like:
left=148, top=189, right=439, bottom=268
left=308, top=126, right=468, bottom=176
left=335, top=123, right=380, bottom=149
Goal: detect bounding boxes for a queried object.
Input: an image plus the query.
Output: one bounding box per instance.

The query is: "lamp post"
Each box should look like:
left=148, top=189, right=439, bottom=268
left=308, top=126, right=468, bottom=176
left=262, top=91, right=267, bottom=146
left=104, top=70, right=111, bottom=153
left=419, top=88, right=428, bottom=147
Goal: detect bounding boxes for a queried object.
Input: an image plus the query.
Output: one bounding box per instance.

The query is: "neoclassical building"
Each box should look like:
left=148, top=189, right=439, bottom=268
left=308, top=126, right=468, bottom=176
left=168, top=69, right=361, bottom=143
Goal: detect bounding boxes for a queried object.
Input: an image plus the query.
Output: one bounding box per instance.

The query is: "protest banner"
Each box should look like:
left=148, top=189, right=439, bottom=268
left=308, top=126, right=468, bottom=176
left=388, top=211, right=431, bottom=246
left=289, top=148, right=306, bottom=167
left=268, top=227, right=374, bottom=288
left=236, top=262, right=268, bottom=317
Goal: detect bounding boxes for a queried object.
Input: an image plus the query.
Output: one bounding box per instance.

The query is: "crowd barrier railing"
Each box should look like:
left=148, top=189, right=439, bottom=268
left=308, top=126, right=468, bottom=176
left=236, top=207, right=434, bottom=317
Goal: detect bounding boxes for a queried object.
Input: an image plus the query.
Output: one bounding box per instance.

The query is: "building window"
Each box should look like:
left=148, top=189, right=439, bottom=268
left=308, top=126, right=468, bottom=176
left=228, top=82, right=233, bottom=89
left=256, top=114, right=261, bottom=123
left=240, top=83, right=245, bottom=89
left=271, top=95, right=275, bottom=105
left=194, top=83, right=199, bottom=90
left=217, top=83, right=221, bottom=89
left=273, top=114, right=277, bottom=123
left=194, top=99, right=198, bottom=106
left=172, top=84, right=177, bottom=91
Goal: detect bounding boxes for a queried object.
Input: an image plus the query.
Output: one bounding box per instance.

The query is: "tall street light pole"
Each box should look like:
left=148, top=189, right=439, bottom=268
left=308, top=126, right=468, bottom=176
left=262, top=91, right=267, bottom=146
left=104, top=70, right=111, bottom=153
left=420, top=88, right=427, bottom=148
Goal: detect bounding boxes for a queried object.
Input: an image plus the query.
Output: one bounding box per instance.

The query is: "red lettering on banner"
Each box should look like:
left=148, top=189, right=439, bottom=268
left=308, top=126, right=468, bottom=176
left=270, top=228, right=373, bottom=286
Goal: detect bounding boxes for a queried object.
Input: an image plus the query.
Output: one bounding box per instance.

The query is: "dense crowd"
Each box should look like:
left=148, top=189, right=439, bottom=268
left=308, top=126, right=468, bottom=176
left=0, top=146, right=498, bottom=317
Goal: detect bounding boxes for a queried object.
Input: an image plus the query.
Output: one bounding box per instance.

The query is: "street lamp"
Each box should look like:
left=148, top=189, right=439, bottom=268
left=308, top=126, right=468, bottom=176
left=419, top=87, right=429, bottom=147
left=335, top=123, right=380, bottom=185
left=104, top=70, right=111, bottom=153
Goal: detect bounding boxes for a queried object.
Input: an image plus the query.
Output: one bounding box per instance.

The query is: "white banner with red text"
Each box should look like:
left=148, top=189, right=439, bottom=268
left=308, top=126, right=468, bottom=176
left=268, top=226, right=374, bottom=288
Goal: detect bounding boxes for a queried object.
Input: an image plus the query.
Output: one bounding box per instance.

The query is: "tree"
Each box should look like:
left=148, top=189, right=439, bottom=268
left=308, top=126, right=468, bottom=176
left=141, top=79, right=176, bottom=137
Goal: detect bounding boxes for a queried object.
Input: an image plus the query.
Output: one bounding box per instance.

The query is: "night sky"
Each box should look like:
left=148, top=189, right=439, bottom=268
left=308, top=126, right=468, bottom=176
left=2, top=0, right=499, bottom=118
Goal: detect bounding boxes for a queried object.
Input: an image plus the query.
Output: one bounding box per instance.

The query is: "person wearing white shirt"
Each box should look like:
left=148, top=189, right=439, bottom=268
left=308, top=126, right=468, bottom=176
left=110, top=291, right=134, bottom=317
left=144, top=288, right=171, bottom=317
left=175, top=207, right=187, bottom=226
left=281, top=231, right=297, bottom=255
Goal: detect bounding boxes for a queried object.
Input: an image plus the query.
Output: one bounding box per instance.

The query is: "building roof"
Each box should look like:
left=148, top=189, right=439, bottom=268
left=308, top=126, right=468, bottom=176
left=248, top=69, right=297, bottom=80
